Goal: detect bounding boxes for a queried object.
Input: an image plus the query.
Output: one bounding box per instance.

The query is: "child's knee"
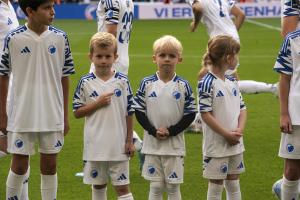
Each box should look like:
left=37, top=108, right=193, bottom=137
left=93, top=184, right=107, bottom=190
left=115, top=184, right=130, bottom=196
left=284, top=159, right=300, bottom=179
left=165, top=183, right=180, bottom=195
left=150, top=181, right=165, bottom=195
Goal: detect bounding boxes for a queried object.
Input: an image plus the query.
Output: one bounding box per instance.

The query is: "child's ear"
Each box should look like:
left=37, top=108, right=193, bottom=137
left=226, top=55, right=232, bottom=64
left=152, top=55, right=156, bottom=63
left=114, top=53, right=118, bottom=61
left=178, top=57, right=183, bottom=63
left=88, top=53, right=92, bottom=62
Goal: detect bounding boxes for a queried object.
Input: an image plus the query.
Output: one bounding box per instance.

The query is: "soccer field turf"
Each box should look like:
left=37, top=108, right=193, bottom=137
left=0, top=18, right=283, bottom=199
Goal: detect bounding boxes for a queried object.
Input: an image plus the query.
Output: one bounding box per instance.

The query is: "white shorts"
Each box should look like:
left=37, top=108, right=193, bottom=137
left=83, top=160, right=130, bottom=186
left=7, top=131, right=64, bottom=155
left=142, top=155, right=184, bottom=184
left=279, top=126, right=300, bottom=159
left=203, top=153, right=245, bottom=180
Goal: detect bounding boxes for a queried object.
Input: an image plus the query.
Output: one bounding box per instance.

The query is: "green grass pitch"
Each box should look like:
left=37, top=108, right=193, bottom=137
left=0, top=18, right=284, bottom=199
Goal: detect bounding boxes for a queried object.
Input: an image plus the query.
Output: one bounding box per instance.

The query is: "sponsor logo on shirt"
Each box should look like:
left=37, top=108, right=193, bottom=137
left=21, top=46, right=31, bottom=54
left=148, top=91, right=157, bottom=97
left=48, top=45, right=56, bottom=54
left=89, top=91, right=99, bottom=98
left=172, top=91, right=181, bottom=100
left=7, top=17, right=12, bottom=25
left=216, top=90, right=224, bottom=97
left=114, top=88, right=122, bottom=97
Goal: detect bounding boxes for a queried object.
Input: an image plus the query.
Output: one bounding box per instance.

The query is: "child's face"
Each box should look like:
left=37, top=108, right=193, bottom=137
left=153, top=49, right=182, bottom=74
left=29, top=1, right=55, bottom=26
left=228, top=53, right=239, bottom=70
left=89, top=45, right=117, bottom=72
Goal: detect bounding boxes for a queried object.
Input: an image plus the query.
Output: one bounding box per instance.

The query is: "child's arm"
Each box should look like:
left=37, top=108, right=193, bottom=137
left=0, top=76, right=9, bottom=134
left=62, top=77, right=70, bottom=135
left=135, top=110, right=157, bottom=137
left=125, top=115, right=135, bottom=157
left=230, top=5, right=245, bottom=31
left=167, top=113, right=196, bottom=136
left=279, top=73, right=292, bottom=133
left=190, top=1, right=203, bottom=32
left=235, top=109, right=247, bottom=134
left=73, top=92, right=114, bottom=119
left=201, top=112, right=242, bottom=146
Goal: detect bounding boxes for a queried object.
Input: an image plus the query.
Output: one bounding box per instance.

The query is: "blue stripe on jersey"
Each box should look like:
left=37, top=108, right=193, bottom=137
left=105, top=0, right=113, bottom=9
left=0, top=53, right=10, bottom=76
left=198, top=73, right=216, bottom=94
left=73, top=73, right=96, bottom=109
left=3, top=25, right=27, bottom=51
left=225, top=75, right=236, bottom=82
left=282, top=0, right=299, bottom=16
left=139, top=74, right=158, bottom=92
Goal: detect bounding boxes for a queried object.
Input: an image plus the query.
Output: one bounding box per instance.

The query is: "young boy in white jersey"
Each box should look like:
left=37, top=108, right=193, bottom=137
left=0, top=0, right=75, bottom=199
left=271, top=29, right=300, bottom=200
left=73, top=32, right=135, bottom=200
left=0, top=0, right=30, bottom=199
left=272, top=0, right=300, bottom=198
left=198, top=35, right=247, bottom=200
left=134, top=35, right=197, bottom=200
left=188, top=0, right=278, bottom=96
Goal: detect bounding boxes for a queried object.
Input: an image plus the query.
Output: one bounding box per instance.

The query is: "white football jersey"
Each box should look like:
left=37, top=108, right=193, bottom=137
left=0, top=0, right=19, bottom=51
left=198, top=72, right=246, bottom=157
left=0, top=25, right=75, bottom=132
left=96, top=0, right=134, bottom=75
left=281, top=0, right=300, bottom=30
left=194, top=0, right=239, bottom=42
left=134, top=73, right=197, bottom=156
left=0, top=0, right=19, bottom=106
left=274, top=30, right=300, bottom=125
left=73, top=71, right=134, bottom=161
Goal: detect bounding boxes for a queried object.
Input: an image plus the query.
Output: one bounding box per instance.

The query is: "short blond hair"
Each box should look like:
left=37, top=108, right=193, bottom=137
left=153, top=35, right=183, bottom=56
left=89, top=32, right=117, bottom=54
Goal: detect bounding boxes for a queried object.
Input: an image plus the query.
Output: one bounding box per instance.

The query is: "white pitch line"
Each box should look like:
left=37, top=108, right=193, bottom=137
left=246, top=19, right=281, bottom=32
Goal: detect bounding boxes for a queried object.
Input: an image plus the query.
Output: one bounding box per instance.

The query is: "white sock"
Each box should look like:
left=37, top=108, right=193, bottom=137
left=207, top=182, right=223, bottom=200
left=20, top=167, right=30, bottom=200
left=166, top=183, right=181, bottom=200
left=118, top=193, right=134, bottom=200
left=281, top=176, right=299, bottom=200
left=0, top=150, right=7, bottom=158
left=6, top=169, right=25, bottom=200
left=133, top=131, right=143, bottom=151
left=41, top=173, right=57, bottom=200
left=224, top=180, right=241, bottom=200
left=238, top=80, right=274, bottom=94
left=149, top=181, right=165, bottom=200
left=92, top=186, right=107, bottom=200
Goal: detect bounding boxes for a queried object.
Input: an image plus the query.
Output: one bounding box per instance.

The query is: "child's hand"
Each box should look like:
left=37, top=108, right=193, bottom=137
left=190, top=20, right=198, bottom=32
left=96, top=92, right=114, bottom=108
left=225, top=131, right=242, bottom=146
left=280, top=114, right=293, bottom=134
left=125, top=142, right=135, bottom=157
left=156, top=127, right=169, bottom=140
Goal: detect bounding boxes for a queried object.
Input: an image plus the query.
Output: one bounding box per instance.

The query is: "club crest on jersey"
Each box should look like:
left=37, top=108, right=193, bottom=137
left=15, top=139, right=23, bottom=148
left=48, top=45, right=56, bottom=54
left=220, top=163, right=228, bottom=173
left=114, top=88, right=122, bottom=97
left=286, top=144, right=295, bottom=153
left=148, top=166, right=156, bottom=175
left=172, top=91, right=181, bottom=100
left=232, top=88, right=237, bottom=96
left=90, top=170, right=98, bottom=178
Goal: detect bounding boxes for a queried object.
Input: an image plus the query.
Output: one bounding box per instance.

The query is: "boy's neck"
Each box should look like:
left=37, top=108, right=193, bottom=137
left=157, top=71, right=175, bottom=83
left=95, top=69, right=114, bottom=81
left=27, top=21, right=48, bottom=36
